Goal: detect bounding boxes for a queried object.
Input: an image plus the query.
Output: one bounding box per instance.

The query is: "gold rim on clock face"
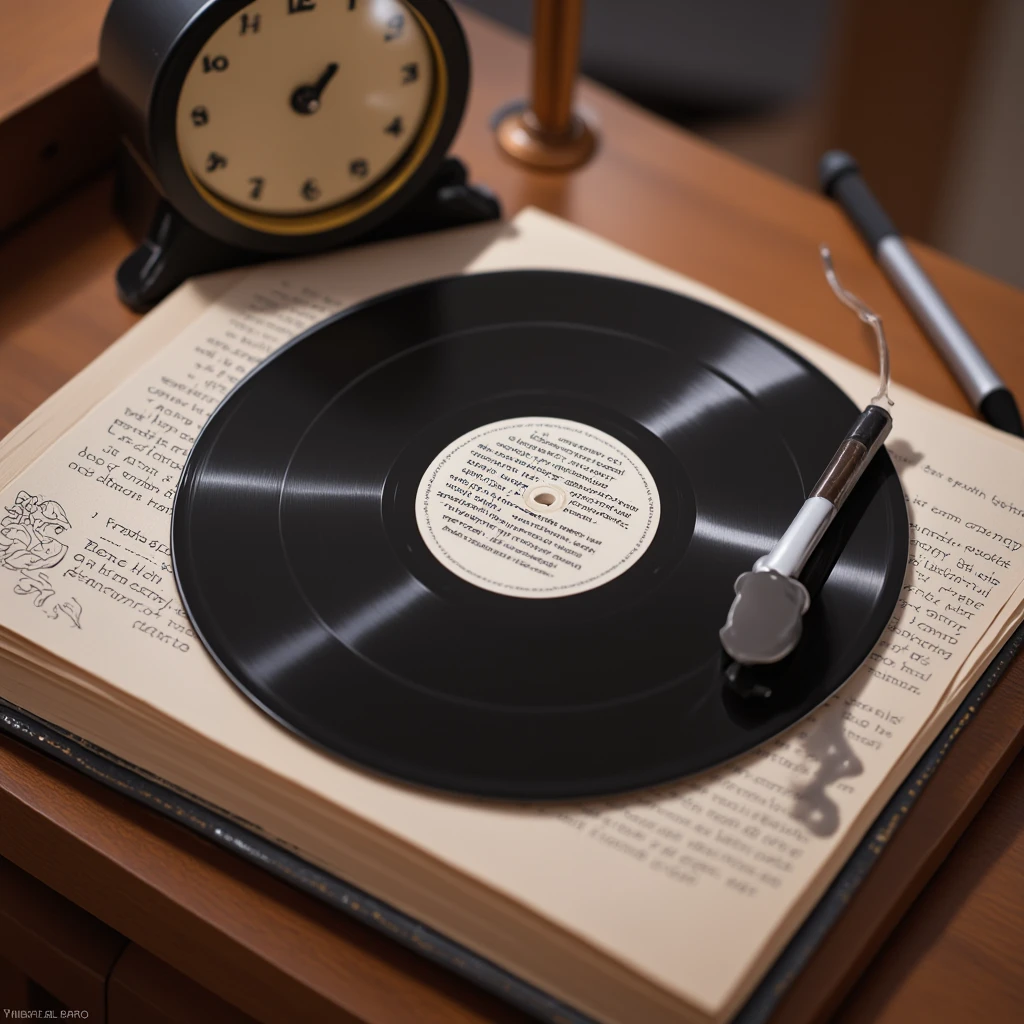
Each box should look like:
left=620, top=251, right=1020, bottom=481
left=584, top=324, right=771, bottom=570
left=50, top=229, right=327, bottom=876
left=174, top=0, right=447, bottom=236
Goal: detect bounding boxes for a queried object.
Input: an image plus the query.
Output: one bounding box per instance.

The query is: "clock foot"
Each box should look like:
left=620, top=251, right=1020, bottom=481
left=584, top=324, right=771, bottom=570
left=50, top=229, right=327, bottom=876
left=361, top=157, right=501, bottom=242
left=114, top=155, right=501, bottom=313
left=115, top=201, right=262, bottom=313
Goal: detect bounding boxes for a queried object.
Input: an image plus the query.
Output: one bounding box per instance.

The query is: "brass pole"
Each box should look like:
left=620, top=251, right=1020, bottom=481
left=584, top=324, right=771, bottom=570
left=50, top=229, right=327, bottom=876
left=531, top=0, right=582, bottom=135
left=495, top=0, right=597, bottom=170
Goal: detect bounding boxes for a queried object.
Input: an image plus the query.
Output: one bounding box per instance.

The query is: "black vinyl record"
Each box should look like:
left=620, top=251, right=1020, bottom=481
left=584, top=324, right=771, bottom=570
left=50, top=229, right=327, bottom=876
left=172, top=270, right=908, bottom=799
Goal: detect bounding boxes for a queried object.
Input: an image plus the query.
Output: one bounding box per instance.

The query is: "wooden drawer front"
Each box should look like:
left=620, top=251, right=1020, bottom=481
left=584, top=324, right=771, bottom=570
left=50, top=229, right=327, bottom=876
left=108, top=944, right=259, bottom=1024
left=0, top=856, right=126, bottom=1020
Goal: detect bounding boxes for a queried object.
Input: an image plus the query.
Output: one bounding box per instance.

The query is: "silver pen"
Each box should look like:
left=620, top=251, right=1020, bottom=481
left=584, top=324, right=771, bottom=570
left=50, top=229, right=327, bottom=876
left=820, top=150, right=1023, bottom=438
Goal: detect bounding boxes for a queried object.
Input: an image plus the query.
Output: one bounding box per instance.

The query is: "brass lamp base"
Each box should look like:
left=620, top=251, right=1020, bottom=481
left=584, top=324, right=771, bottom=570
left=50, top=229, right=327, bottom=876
left=495, top=102, right=597, bottom=172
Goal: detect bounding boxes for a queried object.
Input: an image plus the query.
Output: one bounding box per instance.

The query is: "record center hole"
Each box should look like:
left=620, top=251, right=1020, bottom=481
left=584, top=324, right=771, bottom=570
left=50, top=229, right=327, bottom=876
left=524, top=483, right=567, bottom=514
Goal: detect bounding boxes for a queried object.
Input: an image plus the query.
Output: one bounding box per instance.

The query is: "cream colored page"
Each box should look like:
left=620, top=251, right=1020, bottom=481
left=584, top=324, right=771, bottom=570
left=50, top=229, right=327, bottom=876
left=3, top=210, right=1024, bottom=1015
left=0, top=271, right=248, bottom=492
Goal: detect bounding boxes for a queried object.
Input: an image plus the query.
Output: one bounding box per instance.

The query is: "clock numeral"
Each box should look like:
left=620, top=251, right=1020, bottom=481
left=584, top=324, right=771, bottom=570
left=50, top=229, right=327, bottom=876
left=190, top=105, right=209, bottom=127
left=249, top=176, right=265, bottom=200
left=301, top=178, right=321, bottom=201
left=287, top=0, right=316, bottom=12
left=349, top=158, right=369, bottom=178
left=206, top=152, right=228, bottom=172
left=240, top=12, right=261, bottom=33
left=401, top=62, right=418, bottom=84
left=384, top=116, right=403, bottom=136
left=202, top=54, right=229, bottom=72
left=384, top=13, right=404, bottom=40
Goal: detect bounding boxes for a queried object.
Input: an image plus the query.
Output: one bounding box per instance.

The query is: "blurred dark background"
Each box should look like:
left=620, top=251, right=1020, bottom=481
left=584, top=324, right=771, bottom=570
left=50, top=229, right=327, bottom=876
left=462, top=0, right=1024, bottom=290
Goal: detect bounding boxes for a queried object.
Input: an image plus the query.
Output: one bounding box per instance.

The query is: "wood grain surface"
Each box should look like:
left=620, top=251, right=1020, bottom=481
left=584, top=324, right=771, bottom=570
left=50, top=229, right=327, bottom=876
left=0, top=0, right=108, bottom=119
left=0, top=0, right=115, bottom=232
left=0, top=856, right=126, bottom=1019
left=0, top=958, right=34, bottom=1013
left=107, top=943, right=279, bottom=1024
left=0, top=6, right=1022, bottom=1023
left=818, top=0, right=993, bottom=241
left=834, top=749, right=1024, bottom=1024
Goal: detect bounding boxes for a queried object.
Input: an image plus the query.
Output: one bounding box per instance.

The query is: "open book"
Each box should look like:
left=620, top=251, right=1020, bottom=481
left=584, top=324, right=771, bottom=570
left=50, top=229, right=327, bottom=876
left=2, top=209, right=1024, bottom=1024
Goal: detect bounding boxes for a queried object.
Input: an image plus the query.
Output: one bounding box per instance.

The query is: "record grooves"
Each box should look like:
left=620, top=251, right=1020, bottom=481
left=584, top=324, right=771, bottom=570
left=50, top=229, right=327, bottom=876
left=172, top=270, right=907, bottom=799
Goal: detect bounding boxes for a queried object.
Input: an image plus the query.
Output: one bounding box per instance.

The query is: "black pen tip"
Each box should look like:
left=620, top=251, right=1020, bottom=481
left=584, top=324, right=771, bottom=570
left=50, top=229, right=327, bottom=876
left=819, top=150, right=859, bottom=196
left=980, top=388, right=1024, bottom=437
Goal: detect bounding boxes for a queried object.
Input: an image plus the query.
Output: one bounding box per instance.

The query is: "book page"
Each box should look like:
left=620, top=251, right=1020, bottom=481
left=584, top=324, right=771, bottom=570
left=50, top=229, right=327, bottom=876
left=0, top=271, right=247, bottom=491
left=2, top=210, right=1023, bottom=1019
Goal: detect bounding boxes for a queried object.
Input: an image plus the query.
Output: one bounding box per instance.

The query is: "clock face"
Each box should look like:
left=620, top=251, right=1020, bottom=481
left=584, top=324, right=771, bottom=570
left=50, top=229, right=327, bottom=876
left=175, top=0, right=435, bottom=218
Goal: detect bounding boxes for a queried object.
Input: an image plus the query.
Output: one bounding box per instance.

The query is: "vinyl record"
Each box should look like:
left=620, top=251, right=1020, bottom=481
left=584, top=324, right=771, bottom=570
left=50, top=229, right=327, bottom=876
left=172, top=270, right=908, bottom=799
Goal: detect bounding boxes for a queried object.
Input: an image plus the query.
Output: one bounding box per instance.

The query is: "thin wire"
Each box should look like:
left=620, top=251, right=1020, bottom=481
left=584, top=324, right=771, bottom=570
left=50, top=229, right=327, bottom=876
left=819, top=245, right=893, bottom=407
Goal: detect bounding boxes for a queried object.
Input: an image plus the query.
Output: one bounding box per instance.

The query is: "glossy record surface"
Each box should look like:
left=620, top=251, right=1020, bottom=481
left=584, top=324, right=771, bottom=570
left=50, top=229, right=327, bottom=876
left=172, top=271, right=908, bottom=799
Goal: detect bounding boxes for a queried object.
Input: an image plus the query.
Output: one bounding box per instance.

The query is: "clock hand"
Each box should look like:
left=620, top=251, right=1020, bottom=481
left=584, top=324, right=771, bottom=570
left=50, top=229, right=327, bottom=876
left=290, top=62, right=339, bottom=115
left=312, top=62, right=339, bottom=98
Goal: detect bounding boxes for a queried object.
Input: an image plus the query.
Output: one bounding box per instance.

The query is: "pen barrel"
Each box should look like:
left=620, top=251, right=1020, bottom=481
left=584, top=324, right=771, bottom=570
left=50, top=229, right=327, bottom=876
left=820, top=151, right=1007, bottom=411
left=811, top=438, right=869, bottom=507
left=877, top=237, right=1004, bottom=406
left=755, top=497, right=835, bottom=580
left=819, top=151, right=896, bottom=252
left=811, top=404, right=892, bottom=508
left=757, top=406, right=892, bottom=580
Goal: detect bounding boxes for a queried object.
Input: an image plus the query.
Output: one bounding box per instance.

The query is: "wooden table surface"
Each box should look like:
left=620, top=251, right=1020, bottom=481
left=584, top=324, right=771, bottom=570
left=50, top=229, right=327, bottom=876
left=1, top=8, right=1022, bottom=1023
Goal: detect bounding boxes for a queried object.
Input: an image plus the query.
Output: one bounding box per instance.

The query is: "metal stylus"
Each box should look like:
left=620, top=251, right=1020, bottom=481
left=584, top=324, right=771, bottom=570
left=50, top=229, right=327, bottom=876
left=819, top=150, right=1023, bottom=437
left=719, top=248, right=894, bottom=666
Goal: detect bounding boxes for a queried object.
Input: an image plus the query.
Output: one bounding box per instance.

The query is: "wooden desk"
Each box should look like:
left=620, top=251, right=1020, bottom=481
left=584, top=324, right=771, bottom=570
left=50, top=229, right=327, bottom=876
left=1, top=9, right=1022, bottom=1023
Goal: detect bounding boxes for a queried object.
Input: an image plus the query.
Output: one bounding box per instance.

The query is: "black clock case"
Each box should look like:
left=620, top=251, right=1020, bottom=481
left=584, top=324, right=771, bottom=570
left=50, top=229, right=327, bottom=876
left=99, top=0, right=500, bottom=311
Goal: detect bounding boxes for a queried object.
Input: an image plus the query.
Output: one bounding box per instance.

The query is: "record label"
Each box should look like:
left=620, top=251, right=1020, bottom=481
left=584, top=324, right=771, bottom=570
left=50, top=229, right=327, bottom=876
left=414, top=416, right=661, bottom=598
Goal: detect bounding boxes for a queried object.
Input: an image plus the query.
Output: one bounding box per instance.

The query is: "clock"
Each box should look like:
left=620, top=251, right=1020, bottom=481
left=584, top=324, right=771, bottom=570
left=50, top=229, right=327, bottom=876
left=99, top=0, right=499, bottom=311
